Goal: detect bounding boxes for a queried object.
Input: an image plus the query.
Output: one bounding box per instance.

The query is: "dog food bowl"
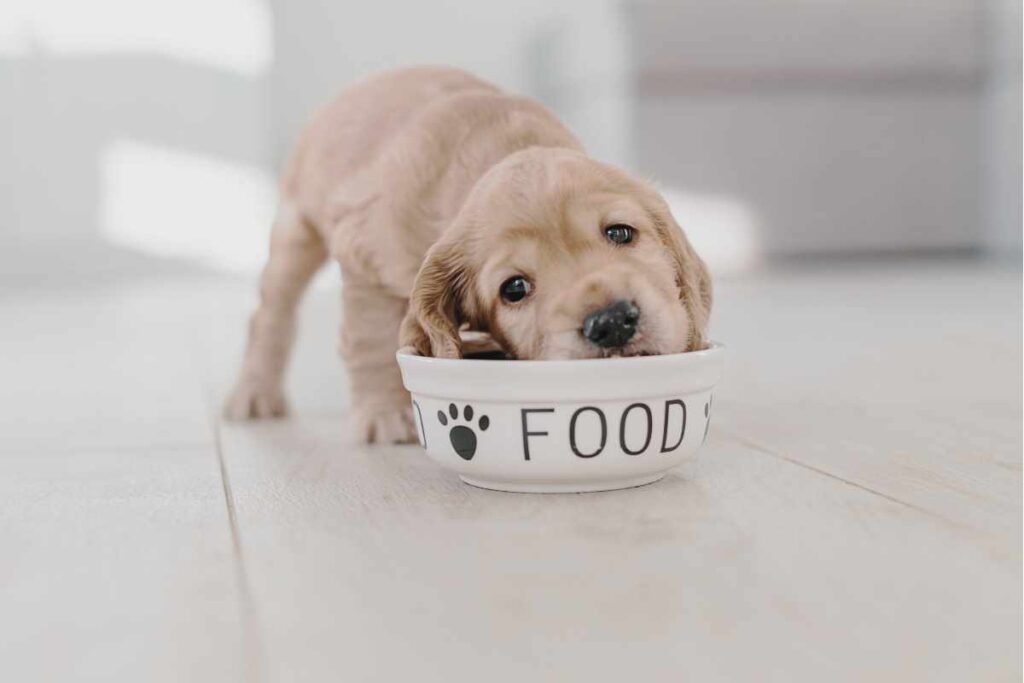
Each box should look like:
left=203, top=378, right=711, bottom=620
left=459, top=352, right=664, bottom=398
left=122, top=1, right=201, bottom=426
left=396, top=342, right=724, bottom=493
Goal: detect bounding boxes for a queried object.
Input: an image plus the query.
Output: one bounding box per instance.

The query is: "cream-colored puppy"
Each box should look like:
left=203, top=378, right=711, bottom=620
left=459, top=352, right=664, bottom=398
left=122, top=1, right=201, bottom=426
left=225, top=66, right=711, bottom=443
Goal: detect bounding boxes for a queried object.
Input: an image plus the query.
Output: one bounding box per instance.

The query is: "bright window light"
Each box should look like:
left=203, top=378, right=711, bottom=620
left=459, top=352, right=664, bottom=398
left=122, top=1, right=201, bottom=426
left=0, top=0, right=272, bottom=76
left=100, top=139, right=276, bottom=272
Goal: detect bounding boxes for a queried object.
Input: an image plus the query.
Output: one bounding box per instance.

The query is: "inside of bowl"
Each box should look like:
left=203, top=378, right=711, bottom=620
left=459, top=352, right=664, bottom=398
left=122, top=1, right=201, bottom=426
left=462, top=350, right=512, bottom=361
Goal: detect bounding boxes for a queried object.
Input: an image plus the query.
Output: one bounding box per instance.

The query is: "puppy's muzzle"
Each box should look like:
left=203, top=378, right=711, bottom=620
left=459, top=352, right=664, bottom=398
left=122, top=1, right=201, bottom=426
left=582, top=300, right=640, bottom=349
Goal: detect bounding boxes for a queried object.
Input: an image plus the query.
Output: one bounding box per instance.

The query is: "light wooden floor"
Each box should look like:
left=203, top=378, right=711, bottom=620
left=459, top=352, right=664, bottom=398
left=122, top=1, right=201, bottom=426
left=1, top=261, right=1020, bottom=682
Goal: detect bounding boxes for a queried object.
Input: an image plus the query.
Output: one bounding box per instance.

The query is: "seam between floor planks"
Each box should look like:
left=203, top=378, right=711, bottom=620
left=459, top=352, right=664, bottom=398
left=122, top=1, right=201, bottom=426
left=719, top=427, right=980, bottom=531
left=213, top=418, right=269, bottom=683
left=199, top=340, right=269, bottom=683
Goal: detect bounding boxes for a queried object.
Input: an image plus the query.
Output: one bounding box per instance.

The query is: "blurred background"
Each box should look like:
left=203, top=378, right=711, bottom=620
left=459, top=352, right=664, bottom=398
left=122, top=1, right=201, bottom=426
left=0, top=8, right=1020, bottom=678
left=1, top=0, right=1019, bottom=284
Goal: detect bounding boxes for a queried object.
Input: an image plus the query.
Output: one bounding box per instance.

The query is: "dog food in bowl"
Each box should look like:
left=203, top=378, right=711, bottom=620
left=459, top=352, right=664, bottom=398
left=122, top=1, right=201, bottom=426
left=396, top=343, right=724, bottom=493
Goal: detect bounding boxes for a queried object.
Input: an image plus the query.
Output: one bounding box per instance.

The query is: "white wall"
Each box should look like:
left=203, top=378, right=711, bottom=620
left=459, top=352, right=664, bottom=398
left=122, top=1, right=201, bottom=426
left=266, top=0, right=572, bottom=167
left=0, top=0, right=1018, bottom=280
left=0, top=0, right=584, bottom=275
left=0, top=0, right=275, bottom=274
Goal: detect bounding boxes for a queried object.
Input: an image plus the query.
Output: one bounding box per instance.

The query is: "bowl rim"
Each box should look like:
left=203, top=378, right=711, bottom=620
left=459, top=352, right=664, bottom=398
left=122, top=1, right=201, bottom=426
left=396, top=341, right=725, bottom=401
left=397, top=340, right=725, bottom=368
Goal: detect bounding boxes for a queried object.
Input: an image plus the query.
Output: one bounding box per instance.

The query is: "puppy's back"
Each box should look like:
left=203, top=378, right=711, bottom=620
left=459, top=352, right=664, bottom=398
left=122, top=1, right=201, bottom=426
left=281, top=67, right=498, bottom=228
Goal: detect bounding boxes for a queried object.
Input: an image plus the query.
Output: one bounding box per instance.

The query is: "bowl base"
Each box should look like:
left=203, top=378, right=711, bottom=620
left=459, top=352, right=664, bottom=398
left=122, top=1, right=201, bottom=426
left=459, top=472, right=666, bottom=494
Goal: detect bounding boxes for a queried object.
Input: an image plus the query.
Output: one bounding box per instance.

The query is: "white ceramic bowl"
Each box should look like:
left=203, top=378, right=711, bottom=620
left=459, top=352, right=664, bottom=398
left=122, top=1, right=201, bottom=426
left=396, top=342, right=725, bottom=493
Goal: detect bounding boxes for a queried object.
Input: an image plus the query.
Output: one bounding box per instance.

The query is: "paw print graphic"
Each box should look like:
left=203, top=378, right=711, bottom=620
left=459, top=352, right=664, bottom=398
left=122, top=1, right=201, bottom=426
left=437, top=403, right=489, bottom=460
left=702, top=395, right=713, bottom=444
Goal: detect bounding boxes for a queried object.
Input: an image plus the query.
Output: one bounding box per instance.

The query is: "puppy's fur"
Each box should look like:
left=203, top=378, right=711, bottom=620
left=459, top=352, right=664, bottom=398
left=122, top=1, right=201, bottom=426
left=225, top=67, right=711, bottom=443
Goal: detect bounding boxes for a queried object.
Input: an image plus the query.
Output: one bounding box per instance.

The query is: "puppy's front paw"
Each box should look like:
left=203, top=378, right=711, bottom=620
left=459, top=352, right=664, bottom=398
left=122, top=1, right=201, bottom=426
left=223, top=378, right=289, bottom=420
left=352, top=405, right=417, bottom=444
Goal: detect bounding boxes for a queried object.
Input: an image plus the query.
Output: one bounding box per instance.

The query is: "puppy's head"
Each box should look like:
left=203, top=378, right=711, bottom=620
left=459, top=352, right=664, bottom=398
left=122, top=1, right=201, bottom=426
left=401, top=148, right=712, bottom=360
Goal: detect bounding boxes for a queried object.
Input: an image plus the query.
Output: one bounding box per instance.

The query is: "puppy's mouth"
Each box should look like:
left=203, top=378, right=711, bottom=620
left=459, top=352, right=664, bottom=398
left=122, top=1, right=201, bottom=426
left=593, top=343, right=655, bottom=359
left=611, top=349, right=654, bottom=358
left=538, top=322, right=667, bottom=360
left=574, top=327, right=657, bottom=359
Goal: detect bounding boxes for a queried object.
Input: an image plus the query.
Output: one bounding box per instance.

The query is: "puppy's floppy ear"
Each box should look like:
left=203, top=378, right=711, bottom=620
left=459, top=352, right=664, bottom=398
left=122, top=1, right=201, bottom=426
left=400, top=238, right=469, bottom=358
left=652, top=204, right=713, bottom=351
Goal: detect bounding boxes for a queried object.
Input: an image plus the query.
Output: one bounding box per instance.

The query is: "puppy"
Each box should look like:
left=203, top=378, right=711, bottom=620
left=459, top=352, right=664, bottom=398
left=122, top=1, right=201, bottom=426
left=224, top=66, right=712, bottom=443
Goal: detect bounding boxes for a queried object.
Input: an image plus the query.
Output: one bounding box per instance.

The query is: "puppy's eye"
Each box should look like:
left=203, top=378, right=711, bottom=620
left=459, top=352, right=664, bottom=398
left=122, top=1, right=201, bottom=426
left=604, top=224, right=634, bottom=245
left=499, top=276, right=532, bottom=303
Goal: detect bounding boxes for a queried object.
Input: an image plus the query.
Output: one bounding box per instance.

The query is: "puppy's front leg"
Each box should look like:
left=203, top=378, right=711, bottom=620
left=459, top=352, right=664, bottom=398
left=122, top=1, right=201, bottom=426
left=224, top=205, right=326, bottom=419
left=340, top=280, right=416, bottom=444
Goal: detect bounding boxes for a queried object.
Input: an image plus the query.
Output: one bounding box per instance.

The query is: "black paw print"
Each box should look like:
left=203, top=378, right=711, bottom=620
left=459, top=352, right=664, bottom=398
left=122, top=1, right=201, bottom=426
left=702, top=396, right=713, bottom=444
left=437, top=403, right=489, bottom=460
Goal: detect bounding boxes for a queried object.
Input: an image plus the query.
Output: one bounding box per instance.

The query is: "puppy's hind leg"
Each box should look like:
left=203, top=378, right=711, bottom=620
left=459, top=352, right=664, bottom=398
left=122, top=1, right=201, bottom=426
left=339, top=280, right=416, bottom=444
left=224, top=203, right=326, bottom=420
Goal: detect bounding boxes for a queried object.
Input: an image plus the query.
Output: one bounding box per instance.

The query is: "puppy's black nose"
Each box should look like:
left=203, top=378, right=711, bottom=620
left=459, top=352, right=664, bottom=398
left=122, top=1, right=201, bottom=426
left=582, top=300, right=640, bottom=349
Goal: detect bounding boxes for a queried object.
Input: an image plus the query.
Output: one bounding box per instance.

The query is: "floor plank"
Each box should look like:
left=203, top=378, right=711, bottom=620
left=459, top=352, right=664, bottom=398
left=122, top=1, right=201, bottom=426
left=2, top=261, right=1018, bottom=682
left=711, top=265, right=1022, bottom=550
left=218, top=416, right=1019, bottom=682
left=0, top=446, right=246, bottom=682
left=0, top=280, right=250, bottom=682
left=0, top=282, right=218, bottom=453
